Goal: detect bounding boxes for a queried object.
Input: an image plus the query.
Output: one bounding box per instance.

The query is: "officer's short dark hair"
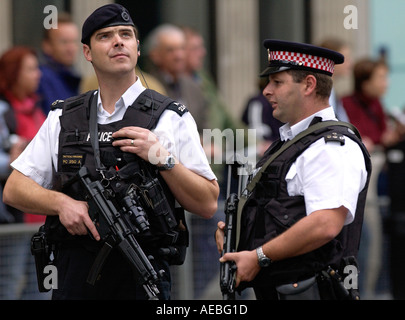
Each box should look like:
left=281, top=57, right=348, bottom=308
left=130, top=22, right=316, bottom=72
left=287, top=69, right=333, bottom=100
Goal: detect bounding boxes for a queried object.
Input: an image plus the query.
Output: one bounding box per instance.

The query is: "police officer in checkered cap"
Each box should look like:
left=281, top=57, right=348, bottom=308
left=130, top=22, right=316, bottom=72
left=216, top=39, right=371, bottom=300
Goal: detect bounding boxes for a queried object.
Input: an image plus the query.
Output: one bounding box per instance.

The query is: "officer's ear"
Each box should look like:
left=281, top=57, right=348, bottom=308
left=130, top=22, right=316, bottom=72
left=83, top=44, right=92, bottom=63
left=303, top=75, right=317, bottom=96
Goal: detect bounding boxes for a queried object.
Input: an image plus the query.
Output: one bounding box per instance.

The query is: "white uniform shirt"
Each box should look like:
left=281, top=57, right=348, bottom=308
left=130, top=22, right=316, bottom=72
left=11, top=79, right=216, bottom=190
left=278, top=107, right=367, bottom=225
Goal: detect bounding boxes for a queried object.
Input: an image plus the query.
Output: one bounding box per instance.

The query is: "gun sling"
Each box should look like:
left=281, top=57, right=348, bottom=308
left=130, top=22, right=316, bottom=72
left=235, top=120, right=360, bottom=248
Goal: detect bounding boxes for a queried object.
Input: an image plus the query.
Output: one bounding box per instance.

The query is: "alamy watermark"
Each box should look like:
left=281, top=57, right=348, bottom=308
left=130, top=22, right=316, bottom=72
left=343, top=265, right=359, bottom=290
left=146, top=127, right=257, bottom=176
left=43, top=5, right=58, bottom=30
left=343, top=5, right=358, bottom=30
left=42, top=265, right=58, bottom=291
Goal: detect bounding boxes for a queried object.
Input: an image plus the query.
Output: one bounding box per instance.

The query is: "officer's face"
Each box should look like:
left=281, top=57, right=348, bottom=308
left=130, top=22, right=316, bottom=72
left=83, top=26, right=139, bottom=76
left=263, top=71, right=305, bottom=125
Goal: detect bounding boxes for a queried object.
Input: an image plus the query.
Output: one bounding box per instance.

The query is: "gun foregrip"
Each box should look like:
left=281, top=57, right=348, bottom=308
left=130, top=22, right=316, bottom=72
left=220, top=193, right=239, bottom=300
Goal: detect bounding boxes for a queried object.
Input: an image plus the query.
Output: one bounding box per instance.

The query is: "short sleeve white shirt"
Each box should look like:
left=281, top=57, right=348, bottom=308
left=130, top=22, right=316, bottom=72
left=278, top=107, right=367, bottom=225
left=11, top=79, right=216, bottom=189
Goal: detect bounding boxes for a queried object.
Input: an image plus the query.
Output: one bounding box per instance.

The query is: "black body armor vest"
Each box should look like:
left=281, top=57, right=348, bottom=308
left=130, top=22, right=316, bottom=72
left=237, top=122, right=372, bottom=286
left=45, top=89, right=189, bottom=258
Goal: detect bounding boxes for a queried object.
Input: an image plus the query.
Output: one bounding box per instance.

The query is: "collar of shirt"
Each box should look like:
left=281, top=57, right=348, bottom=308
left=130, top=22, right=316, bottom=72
left=96, top=78, right=146, bottom=124
left=279, top=106, right=337, bottom=141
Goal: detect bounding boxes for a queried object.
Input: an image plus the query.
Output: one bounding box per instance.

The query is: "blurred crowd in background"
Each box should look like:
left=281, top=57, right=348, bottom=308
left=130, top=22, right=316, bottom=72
left=1, top=0, right=405, bottom=300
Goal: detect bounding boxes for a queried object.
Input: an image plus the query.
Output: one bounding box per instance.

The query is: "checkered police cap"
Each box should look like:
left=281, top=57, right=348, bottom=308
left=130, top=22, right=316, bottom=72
left=260, top=39, right=344, bottom=77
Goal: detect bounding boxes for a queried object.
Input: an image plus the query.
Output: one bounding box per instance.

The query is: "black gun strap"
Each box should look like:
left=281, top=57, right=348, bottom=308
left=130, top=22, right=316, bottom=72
left=235, top=120, right=361, bottom=248
left=87, top=92, right=115, bottom=285
left=89, top=91, right=107, bottom=173
left=246, top=120, right=359, bottom=193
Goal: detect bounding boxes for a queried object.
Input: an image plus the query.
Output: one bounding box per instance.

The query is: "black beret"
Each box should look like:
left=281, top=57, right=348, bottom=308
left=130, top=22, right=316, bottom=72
left=81, top=4, right=135, bottom=44
left=260, top=39, right=344, bottom=77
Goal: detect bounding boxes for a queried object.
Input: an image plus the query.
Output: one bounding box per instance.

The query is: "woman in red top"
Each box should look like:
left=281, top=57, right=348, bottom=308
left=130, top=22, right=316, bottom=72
left=0, top=46, right=45, bottom=223
left=0, top=47, right=45, bottom=139
left=341, top=58, right=393, bottom=152
left=0, top=47, right=49, bottom=300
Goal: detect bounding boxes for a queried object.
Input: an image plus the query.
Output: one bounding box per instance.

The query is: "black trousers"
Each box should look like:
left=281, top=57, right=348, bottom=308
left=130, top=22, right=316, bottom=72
left=51, top=244, right=171, bottom=300
left=253, top=287, right=279, bottom=300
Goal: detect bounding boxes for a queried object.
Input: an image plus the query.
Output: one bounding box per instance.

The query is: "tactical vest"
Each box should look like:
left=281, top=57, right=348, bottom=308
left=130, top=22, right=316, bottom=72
left=45, top=89, right=189, bottom=261
left=237, top=121, right=372, bottom=287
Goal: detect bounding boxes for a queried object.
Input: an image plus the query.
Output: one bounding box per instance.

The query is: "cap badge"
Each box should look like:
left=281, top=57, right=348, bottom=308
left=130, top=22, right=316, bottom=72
left=121, top=11, right=130, bottom=21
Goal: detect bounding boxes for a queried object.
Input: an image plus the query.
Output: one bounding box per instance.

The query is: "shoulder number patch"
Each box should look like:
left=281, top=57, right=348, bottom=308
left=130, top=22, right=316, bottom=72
left=324, top=132, right=345, bottom=145
left=50, top=99, right=65, bottom=110
left=167, top=102, right=188, bottom=116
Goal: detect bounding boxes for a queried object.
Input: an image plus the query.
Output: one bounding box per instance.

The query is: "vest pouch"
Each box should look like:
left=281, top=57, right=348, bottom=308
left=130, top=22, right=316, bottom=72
left=247, top=196, right=306, bottom=255
left=137, top=177, right=178, bottom=238
left=275, top=275, right=321, bottom=300
left=263, top=196, right=306, bottom=232
left=158, top=222, right=189, bottom=265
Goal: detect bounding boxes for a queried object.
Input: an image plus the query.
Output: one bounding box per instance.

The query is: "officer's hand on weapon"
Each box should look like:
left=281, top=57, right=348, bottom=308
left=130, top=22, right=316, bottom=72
left=112, top=126, right=168, bottom=165
left=219, top=250, right=260, bottom=287
left=215, top=221, right=226, bottom=254
left=58, top=195, right=100, bottom=241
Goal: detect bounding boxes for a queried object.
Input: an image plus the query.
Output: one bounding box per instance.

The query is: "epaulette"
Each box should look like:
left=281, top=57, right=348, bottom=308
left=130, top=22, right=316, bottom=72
left=324, top=132, right=345, bottom=145
left=53, top=91, right=96, bottom=118
left=166, top=101, right=188, bottom=117
left=64, top=91, right=96, bottom=112
left=50, top=99, right=65, bottom=110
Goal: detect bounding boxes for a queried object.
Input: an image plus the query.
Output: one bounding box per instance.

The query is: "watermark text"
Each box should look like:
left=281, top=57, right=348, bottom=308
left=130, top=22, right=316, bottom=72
left=343, top=5, right=358, bottom=30
left=43, top=5, right=58, bottom=30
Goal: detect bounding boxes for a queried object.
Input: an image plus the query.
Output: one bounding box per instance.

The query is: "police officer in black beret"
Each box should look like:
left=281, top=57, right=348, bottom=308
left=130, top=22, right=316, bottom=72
left=216, top=39, right=372, bottom=300
left=4, top=4, right=219, bottom=300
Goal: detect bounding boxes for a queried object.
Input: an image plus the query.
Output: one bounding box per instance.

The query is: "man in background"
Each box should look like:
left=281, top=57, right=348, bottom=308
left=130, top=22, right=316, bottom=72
left=37, top=12, right=81, bottom=114
left=145, top=24, right=208, bottom=134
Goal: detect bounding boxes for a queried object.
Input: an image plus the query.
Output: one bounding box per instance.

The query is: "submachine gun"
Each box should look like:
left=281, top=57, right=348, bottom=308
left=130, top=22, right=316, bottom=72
left=220, top=163, right=251, bottom=300
left=68, top=166, right=163, bottom=300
